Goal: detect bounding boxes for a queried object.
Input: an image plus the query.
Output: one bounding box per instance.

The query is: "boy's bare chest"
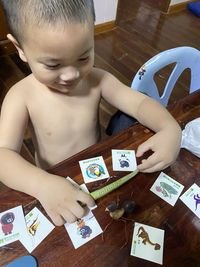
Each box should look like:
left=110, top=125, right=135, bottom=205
left=28, top=91, right=100, bottom=141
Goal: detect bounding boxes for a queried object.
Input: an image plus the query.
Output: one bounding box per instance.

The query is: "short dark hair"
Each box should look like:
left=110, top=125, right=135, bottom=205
left=1, top=0, right=95, bottom=43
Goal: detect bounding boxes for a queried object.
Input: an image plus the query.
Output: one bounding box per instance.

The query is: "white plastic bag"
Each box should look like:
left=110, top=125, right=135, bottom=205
left=181, top=118, right=200, bottom=158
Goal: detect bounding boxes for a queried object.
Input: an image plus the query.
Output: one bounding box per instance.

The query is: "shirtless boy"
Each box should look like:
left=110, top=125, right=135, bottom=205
left=0, top=0, right=181, bottom=226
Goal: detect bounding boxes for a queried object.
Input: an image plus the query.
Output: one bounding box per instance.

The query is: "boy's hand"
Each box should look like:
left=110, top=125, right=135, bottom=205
left=36, top=175, right=95, bottom=226
left=136, top=127, right=181, bottom=173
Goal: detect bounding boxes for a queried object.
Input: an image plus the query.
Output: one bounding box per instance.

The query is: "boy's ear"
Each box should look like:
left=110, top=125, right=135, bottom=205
left=7, top=34, right=28, bottom=63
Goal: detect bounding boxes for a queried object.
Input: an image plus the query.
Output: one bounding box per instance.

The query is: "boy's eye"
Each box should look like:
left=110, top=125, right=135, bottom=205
left=79, top=56, right=89, bottom=62
left=44, top=64, right=60, bottom=69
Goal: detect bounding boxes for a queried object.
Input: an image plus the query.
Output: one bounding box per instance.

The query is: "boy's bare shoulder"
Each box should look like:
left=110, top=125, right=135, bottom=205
left=2, top=74, right=40, bottom=110
left=7, top=74, right=35, bottom=97
left=91, top=67, right=109, bottom=79
left=91, top=67, right=119, bottom=82
left=89, top=67, right=116, bottom=88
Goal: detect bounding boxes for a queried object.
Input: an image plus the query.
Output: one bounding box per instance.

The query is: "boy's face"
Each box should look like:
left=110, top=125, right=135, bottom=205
left=17, top=22, right=95, bottom=94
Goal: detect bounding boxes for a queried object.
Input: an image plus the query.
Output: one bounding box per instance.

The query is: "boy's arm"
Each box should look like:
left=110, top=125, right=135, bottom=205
left=0, top=88, right=95, bottom=225
left=98, top=69, right=181, bottom=172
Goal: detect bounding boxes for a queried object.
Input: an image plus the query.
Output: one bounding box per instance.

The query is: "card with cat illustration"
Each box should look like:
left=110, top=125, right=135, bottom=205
left=112, top=149, right=137, bottom=171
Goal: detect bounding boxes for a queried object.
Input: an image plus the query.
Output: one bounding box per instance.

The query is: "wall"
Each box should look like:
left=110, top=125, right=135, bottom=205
left=170, top=0, right=188, bottom=5
left=93, top=0, right=118, bottom=25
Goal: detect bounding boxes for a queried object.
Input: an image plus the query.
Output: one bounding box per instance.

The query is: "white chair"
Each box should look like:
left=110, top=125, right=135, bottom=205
left=131, top=46, right=200, bottom=106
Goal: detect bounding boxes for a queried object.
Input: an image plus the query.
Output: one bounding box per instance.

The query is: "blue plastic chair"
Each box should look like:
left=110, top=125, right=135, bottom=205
left=131, top=46, right=200, bottom=106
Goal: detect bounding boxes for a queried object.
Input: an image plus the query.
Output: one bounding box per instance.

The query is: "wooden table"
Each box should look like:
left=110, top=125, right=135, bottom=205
left=1, top=90, right=200, bottom=267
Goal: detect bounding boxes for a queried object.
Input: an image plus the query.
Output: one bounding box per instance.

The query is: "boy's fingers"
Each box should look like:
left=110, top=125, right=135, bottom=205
left=70, top=202, right=88, bottom=219
left=137, top=153, right=161, bottom=172
left=136, top=141, right=152, bottom=157
left=61, top=209, right=77, bottom=224
left=138, top=161, right=163, bottom=173
left=77, top=190, right=96, bottom=208
left=46, top=210, right=65, bottom=226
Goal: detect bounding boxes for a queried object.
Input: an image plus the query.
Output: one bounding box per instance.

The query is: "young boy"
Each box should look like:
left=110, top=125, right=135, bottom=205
left=0, top=0, right=181, bottom=226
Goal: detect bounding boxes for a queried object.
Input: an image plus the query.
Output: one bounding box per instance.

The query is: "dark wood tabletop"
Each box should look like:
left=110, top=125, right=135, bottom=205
left=1, top=90, right=200, bottom=267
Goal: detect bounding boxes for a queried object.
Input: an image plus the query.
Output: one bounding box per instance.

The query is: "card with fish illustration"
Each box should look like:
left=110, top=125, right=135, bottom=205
left=131, top=222, right=164, bottom=265
left=112, top=149, right=137, bottom=171
left=66, top=176, right=97, bottom=210
left=20, top=207, right=55, bottom=253
left=180, top=183, right=200, bottom=219
left=0, top=205, right=28, bottom=247
left=150, top=172, right=184, bottom=206
left=79, top=156, right=109, bottom=183
left=64, top=210, right=102, bottom=249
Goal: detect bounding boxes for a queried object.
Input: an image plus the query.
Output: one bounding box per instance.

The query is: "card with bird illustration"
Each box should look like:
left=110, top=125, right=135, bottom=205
left=150, top=172, right=184, bottom=206
left=131, top=222, right=164, bottom=265
left=79, top=156, right=109, bottom=183
left=20, top=207, right=55, bottom=253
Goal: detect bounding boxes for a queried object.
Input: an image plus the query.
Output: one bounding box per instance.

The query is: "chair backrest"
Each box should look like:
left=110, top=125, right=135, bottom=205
left=131, top=46, right=200, bottom=106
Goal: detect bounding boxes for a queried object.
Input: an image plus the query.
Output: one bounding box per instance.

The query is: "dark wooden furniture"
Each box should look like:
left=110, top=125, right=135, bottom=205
left=1, top=90, right=200, bottom=267
left=0, top=4, right=16, bottom=56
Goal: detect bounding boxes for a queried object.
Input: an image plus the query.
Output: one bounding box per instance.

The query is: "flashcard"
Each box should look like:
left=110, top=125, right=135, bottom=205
left=66, top=176, right=81, bottom=188
left=66, top=177, right=97, bottom=210
left=180, top=183, right=200, bottom=219
left=79, top=156, right=109, bottom=183
left=20, top=207, right=55, bottom=253
left=0, top=205, right=28, bottom=247
left=112, top=149, right=137, bottom=171
left=150, top=172, right=184, bottom=206
left=131, top=222, right=164, bottom=265
left=79, top=184, right=97, bottom=210
left=64, top=210, right=102, bottom=249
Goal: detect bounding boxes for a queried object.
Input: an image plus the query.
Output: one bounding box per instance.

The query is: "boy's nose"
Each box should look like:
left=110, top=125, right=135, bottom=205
left=59, top=67, right=80, bottom=81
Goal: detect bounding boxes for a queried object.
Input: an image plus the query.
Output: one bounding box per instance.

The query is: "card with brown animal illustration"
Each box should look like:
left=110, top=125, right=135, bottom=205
left=131, top=222, right=164, bottom=265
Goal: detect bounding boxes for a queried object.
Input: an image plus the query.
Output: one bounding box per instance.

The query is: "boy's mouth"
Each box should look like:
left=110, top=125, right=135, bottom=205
left=59, top=82, right=73, bottom=86
left=57, top=83, right=77, bottom=91
left=54, top=80, right=79, bottom=93
left=59, top=79, right=78, bottom=87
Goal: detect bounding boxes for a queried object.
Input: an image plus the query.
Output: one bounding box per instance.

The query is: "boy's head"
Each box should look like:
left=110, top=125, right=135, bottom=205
left=1, top=0, right=95, bottom=44
left=1, top=0, right=96, bottom=94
